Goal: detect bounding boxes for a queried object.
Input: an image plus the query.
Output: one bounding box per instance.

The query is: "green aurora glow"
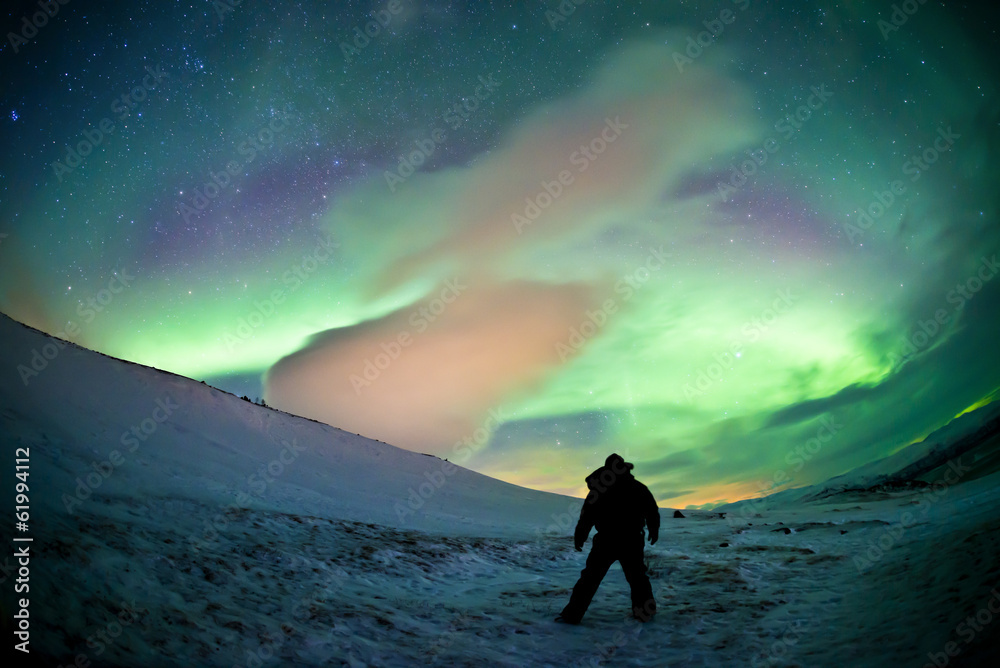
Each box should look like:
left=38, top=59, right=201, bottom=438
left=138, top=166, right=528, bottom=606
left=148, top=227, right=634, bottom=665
left=2, top=1, right=998, bottom=507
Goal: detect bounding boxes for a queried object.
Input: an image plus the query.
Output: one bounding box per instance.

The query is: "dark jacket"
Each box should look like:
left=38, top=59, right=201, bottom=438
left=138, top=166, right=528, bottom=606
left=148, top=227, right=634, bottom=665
left=574, top=466, right=660, bottom=548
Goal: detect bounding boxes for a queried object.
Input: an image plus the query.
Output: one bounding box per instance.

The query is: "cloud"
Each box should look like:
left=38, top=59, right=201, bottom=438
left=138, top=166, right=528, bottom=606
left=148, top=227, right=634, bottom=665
left=328, top=36, right=761, bottom=298
left=264, top=36, right=762, bottom=455
left=264, top=280, right=595, bottom=453
left=261, top=28, right=1000, bottom=508
left=640, top=448, right=706, bottom=473
left=654, top=489, right=696, bottom=501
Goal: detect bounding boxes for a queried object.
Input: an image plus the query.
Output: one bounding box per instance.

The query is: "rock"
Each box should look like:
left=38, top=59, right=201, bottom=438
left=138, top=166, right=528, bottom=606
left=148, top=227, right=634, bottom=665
left=673, top=510, right=685, bottom=518
left=771, top=527, right=792, bottom=534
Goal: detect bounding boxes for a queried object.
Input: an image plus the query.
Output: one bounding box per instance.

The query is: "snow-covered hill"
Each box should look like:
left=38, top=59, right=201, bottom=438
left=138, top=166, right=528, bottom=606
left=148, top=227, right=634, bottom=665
left=0, top=312, right=579, bottom=537
left=3, top=312, right=1000, bottom=667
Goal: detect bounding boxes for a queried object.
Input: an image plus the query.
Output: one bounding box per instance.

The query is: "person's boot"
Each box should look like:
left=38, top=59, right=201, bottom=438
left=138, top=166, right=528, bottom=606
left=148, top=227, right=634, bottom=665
left=555, top=612, right=581, bottom=624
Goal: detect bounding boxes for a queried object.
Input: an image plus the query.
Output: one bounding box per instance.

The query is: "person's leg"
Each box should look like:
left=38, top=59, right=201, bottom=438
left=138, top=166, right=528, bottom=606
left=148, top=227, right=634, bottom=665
left=560, top=534, right=616, bottom=623
left=619, top=534, right=655, bottom=621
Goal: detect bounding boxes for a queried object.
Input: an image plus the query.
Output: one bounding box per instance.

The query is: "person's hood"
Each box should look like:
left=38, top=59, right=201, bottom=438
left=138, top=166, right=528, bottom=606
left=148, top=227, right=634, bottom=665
left=604, top=453, right=634, bottom=471
left=585, top=464, right=634, bottom=491
left=585, top=467, right=605, bottom=490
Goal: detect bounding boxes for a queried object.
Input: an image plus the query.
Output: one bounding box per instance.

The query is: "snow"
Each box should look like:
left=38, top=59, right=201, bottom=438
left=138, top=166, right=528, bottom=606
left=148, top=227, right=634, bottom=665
left=2, top=312, right=999, bottom=667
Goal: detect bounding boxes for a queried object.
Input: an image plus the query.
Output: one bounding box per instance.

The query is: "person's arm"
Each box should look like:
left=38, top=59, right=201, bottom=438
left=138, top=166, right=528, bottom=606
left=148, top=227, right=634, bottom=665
left=643, top=485, right=660, bottom=544
left=573, top=492, right=597, bottom=551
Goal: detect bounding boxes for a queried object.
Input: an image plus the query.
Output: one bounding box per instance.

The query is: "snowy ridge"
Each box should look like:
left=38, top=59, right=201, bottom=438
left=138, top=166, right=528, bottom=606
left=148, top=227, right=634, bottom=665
left=0, top=311, right=580, bottom=536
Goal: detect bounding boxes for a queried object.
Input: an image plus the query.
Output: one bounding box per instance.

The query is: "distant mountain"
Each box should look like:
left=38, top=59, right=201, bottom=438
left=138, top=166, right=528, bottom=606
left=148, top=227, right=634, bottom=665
left=801, top=401, right=1000, bottom=500
left=719, top=398, right=1000, bottom=512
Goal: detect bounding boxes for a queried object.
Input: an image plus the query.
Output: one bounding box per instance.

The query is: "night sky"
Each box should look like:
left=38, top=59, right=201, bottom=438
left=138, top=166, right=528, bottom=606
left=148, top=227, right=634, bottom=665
left=2, top=1, right=998, bottom=508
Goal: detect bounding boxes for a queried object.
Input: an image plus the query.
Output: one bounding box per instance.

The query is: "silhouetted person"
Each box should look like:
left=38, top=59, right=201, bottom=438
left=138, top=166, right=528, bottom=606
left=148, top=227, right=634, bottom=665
left=557, top=453, right=659, bottom=624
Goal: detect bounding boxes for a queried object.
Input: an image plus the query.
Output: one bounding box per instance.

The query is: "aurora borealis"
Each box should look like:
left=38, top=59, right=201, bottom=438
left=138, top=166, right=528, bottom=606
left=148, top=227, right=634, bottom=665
left=2, top=1, right=999, bottom=508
